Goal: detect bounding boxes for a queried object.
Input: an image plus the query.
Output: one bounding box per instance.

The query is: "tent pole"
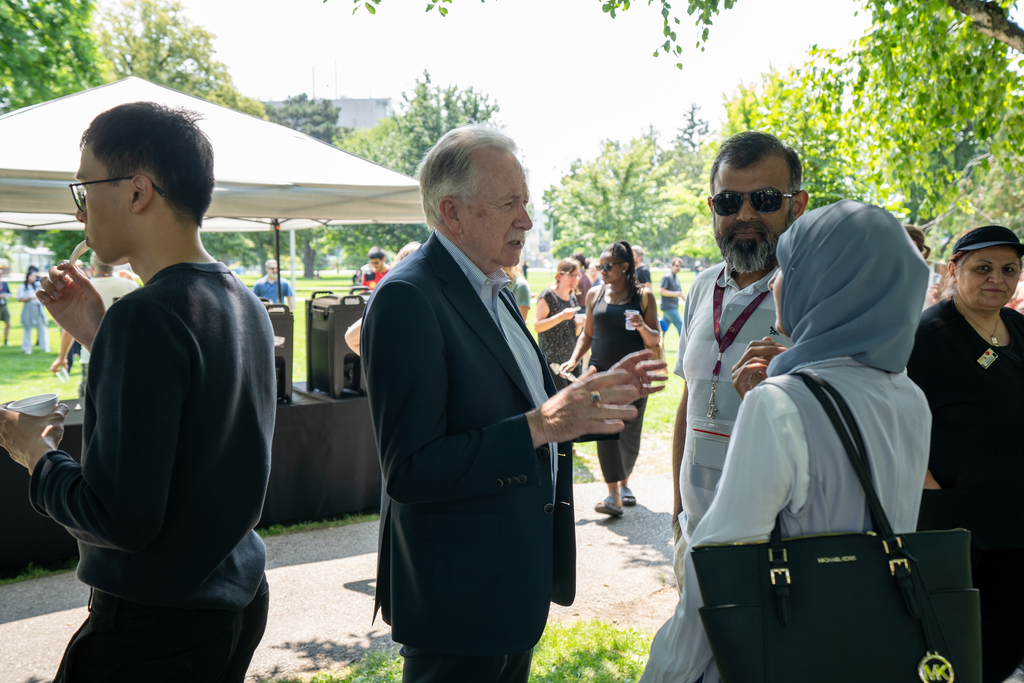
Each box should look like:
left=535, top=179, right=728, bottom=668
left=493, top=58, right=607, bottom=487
left=289, top=228, right=297, bottom=299
left=273, top=219, right=282, bottom=304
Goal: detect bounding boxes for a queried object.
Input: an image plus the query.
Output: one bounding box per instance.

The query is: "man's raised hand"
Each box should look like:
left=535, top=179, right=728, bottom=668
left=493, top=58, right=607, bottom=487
left=37, top=262, right=105, bottom=352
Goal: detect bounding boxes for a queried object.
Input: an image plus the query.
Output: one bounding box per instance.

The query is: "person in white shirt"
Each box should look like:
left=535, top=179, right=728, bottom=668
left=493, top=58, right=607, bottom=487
left=670, top=132, right=809, bottom=590
left=52, top=253, right=138, bottom=397
left=641, top=200, right=932, bottom=683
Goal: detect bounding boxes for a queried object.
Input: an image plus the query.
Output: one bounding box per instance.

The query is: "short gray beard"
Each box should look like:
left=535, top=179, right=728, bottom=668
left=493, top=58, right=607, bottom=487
left=715, top=203, right=795, bottom=273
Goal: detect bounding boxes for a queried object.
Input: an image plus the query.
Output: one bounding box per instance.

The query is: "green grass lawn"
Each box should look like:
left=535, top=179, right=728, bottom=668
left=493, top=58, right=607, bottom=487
left=266, top=620, right=655, bottom=683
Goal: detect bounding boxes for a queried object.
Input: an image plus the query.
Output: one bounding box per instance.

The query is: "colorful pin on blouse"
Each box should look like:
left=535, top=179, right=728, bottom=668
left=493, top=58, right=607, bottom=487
left=978, top=348, right=998, bottom=369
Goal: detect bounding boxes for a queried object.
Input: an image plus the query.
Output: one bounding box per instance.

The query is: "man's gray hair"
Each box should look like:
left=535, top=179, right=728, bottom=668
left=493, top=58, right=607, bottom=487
left=418, top=125, right=519, bottom=230
left=90, top=252, right=114, bottom=274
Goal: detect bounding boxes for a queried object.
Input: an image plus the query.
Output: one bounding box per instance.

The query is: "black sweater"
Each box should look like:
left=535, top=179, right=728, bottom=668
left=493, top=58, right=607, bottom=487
left=30, top=262, right=276, bottom=610
left=906, top=298, right=1024, bottom=549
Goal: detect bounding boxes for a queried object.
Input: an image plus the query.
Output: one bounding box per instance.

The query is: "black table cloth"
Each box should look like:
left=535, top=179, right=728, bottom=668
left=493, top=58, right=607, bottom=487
left=0, top=386, right=380, bottom=570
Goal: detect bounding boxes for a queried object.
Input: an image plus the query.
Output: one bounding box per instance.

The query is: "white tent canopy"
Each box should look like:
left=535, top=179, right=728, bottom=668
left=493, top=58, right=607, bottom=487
left=0, top=77, right=425, bottom=232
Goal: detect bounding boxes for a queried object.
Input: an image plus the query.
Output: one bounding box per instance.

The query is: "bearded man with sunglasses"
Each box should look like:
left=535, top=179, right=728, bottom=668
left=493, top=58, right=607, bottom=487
left=668, top=131, right=809, bottom=592
left=0, top=103, right=275, bottom=682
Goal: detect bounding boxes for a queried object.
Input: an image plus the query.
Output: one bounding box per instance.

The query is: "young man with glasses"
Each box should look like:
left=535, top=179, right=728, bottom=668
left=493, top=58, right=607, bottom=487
left=668, top=131, right=809, bottom=593
left=0, top=102, right=275, bottom=682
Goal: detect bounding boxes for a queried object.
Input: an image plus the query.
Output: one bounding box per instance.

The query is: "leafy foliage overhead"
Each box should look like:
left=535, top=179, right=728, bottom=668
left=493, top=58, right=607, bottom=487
left=347, top=0, right=1021, bottom=67
left=96, top=0, right=267, bottom=118
left=0, top=0, right=104, bottom=112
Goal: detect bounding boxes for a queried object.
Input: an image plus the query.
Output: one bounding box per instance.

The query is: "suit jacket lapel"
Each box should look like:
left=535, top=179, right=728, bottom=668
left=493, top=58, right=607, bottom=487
left=423, top=235, right=534, bottom=403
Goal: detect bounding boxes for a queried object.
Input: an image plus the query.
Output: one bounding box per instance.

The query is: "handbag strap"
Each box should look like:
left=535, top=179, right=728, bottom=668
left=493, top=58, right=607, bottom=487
left=792, top=373, right=897, bottom=541
left=782, top=372, right=957, bottom=662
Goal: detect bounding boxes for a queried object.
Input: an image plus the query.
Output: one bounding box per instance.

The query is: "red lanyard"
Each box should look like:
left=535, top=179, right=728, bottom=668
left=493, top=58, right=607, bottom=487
left=707, top=267, right=770, bottom=420
left=711, top=267, right=771, bottom=378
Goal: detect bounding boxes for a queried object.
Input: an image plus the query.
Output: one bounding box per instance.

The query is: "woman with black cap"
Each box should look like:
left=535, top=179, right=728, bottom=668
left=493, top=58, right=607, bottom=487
left=907, top=224, right=1024, bottom=683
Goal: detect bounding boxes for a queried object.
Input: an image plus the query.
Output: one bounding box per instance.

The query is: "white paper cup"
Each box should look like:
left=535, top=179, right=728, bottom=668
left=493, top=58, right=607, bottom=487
left=624, top=309, right=640, bottom=331
left=7, top=393, right=59, bottom=417
left=575, top=313, right=587, bottom=324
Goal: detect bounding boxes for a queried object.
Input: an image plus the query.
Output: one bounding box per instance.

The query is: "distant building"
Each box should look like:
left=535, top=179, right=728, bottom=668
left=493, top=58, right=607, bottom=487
left=9, top=245, right=54, bottom=274
left=263, top=96, right=393, bottom=130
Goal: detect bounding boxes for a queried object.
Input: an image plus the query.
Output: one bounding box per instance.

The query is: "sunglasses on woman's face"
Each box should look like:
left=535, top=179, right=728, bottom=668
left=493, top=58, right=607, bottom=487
left=711, top=188, right=794, bottom=216
left=598, top=261, right=624, bottom=273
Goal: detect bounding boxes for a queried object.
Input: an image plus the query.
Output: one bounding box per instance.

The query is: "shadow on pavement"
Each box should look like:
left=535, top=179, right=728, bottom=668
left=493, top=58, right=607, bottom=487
left=259, top=628, right=396, bottom=679
left=576, top=503, right=674, bottom=567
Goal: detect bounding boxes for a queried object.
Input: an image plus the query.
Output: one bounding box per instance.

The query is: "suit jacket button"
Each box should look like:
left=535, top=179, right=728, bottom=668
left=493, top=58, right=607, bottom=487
left=518, top=475, right=527, bottom=484
left=543, top=503, right=554, bottom=514
left=504, top=478, right=512, bottom=487
left=538, top=446, right=549, bottom=459
left=495, top=479, right=504, bottom=488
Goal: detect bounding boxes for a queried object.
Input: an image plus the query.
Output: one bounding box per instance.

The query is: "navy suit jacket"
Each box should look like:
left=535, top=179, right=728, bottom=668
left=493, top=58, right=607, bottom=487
left=362, top=233, right=576, bottom=656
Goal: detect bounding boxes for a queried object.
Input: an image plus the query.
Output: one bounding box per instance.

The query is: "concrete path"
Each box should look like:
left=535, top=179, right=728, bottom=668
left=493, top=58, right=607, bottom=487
left=3, top=471, right=1022, bottom=682
left=0, top=474, right=679, bottom=683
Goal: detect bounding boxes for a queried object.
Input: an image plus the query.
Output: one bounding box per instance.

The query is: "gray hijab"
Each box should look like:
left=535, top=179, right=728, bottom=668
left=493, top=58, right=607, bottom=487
left=768, top=199, right=929, bottom=377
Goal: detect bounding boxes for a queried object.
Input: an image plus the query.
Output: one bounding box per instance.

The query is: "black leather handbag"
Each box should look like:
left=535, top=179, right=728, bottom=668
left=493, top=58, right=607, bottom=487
left=691, top=373, right=981, bottom=683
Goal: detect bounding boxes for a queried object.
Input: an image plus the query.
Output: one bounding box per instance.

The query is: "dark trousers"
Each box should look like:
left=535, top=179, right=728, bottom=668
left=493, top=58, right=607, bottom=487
left=973, top=547, right=1024, bottom=683
left=400, top=645, right=533, bottom=683
left=53, top=575, right=269, bottom=683
left=596, top=396, right=648, bottom=483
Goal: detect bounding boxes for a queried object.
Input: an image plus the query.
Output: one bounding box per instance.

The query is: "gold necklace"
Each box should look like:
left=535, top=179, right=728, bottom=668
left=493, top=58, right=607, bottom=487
left=954, top=298, right=1001, bottom=346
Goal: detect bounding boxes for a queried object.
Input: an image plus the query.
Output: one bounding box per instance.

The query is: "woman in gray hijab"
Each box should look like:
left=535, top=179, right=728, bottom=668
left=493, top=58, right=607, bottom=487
left=640, top=200, right=932, bottom=683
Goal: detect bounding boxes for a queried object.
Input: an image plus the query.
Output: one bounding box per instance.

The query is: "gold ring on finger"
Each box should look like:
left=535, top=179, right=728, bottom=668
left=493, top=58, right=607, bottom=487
left=590, top=391, right=601, bottom=403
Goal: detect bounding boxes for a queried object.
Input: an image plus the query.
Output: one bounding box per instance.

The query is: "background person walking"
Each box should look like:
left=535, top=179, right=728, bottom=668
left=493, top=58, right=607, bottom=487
left=562, top=240, right=661, bottom=517
left=534, top=257, right=584, bottom=390
left=17, top=269, right=49, bottom=354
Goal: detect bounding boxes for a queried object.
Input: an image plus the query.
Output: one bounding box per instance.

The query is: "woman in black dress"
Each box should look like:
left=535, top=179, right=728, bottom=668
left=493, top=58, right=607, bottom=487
left=534, top=258, right=584, bottom=391
left=561, top=241, right=661, bottom=516
left=906, top=225, right=1024, bottom=683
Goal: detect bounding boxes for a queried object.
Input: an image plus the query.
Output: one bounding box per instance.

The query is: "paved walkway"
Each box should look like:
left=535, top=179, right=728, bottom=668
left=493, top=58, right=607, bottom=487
left=0, top=474, right=680, bottom=683
left=4, top=471, right=1023, bottom=682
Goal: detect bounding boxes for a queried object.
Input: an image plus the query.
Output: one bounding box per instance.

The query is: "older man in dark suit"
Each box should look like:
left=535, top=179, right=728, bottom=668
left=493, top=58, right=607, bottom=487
left=362, top=126, right=666, bottom=682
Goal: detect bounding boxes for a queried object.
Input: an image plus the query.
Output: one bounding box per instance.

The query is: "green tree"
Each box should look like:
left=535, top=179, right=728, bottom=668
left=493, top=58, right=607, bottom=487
left=266, top=94, right=343, bottom=143
left=13, top=229, right=85, bottom=266
left=0, top=0, right=104, bottom=112
left=544, top=134, right=676, bottom=258
left=96, top=0, right=266, bottom=118
left=719, top=67, right=867, bottom=212
left=330, top=71, right=500, bottom=258
left=338, top=70, right=499, bottom=177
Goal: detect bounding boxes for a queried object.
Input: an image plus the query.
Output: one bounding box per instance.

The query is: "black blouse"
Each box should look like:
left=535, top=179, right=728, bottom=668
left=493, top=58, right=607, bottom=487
left=906, top=298, right=1024, bottom=549
left=589, top=285, right=645, bottom=372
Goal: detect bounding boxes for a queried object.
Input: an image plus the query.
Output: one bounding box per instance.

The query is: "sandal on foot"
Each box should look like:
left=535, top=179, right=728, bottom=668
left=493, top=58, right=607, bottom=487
left=595, top=496, right=624, bottom=517
left=620, top=486, right=637, bottom=507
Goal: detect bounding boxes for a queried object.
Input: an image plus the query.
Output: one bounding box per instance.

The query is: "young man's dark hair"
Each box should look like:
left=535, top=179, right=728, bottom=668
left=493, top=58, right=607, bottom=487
left=81, top=102, right=215, bottom=226
left=709, top=130, right=802, bottom=194
left=367, top=246, right=387, bottom=260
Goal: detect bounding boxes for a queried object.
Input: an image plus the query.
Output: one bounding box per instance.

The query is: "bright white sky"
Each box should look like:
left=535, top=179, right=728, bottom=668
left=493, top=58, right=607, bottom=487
left=153, top=0, right=872, bottom=205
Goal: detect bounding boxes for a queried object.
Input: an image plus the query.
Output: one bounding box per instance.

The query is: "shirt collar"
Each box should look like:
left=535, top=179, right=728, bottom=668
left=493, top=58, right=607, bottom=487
left=434, top=230, right=510, bottom=291
left=718, top=265, right=777, bottom=294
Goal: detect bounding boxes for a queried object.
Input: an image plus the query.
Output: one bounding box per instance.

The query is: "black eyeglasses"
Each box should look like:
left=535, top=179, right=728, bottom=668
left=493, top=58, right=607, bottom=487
left=711, top=188, right=793, bottom=216
left=69, top=176, right=167, bottom=211
left=598, top=261, right=625, bottom=273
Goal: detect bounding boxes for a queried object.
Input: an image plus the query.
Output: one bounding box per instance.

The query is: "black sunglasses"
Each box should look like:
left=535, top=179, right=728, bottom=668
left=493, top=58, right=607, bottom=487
left=69, top=176, right=167, bottom=211
left=598, top=261, right=625, bottom=273
left=711, top=188, right=794, bottom=216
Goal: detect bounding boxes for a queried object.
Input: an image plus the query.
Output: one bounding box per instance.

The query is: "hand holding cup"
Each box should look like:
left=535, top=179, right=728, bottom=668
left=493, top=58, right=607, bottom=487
left=0, top=397, right=69, bottom=475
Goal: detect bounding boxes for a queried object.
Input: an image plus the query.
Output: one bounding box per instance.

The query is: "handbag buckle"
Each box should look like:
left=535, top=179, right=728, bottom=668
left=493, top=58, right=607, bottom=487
left=889, top=558, right=910, bottom=576
left=769, top=567, right=791, bottom=585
